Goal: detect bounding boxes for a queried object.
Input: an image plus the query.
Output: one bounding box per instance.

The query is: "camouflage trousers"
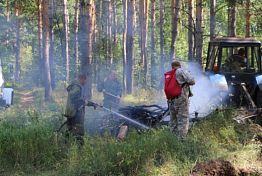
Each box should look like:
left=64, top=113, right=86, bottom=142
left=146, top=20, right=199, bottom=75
left=168, top=89, right=189, bottom=139
left=67, top=110, right=85, bottom=145
left=103, top=95, right=120, bottom=110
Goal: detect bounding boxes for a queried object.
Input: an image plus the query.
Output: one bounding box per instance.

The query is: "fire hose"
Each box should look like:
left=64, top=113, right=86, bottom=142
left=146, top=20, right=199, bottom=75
left=57, top=100, right=150, bottom=132
left=87, top=100, right=150, bottom=129
left=103, top=91, right=121, bottom=100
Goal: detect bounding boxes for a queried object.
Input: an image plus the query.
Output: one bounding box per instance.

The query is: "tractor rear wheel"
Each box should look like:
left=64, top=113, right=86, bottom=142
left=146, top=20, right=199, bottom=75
left=256, top=90, right=262, bottom=108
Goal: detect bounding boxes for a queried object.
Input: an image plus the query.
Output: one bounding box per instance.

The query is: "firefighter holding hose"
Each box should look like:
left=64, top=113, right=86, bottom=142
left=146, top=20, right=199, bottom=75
left=97, top=70, right=122, bottom=109
left=64, top=73, right=97, bottom=145
left=164, top=61, right=195, bottom=139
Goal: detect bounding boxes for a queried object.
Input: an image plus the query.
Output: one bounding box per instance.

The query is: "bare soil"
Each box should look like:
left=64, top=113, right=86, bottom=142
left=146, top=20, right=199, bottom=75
left=191, top=159, right=261, bottom=176
left=20, top=91, right=34, bottom=107
left=191, top=159, right=238, bottom=176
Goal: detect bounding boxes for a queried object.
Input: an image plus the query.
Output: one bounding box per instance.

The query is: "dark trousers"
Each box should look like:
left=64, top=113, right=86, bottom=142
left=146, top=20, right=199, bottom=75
left=66, top=110, right=85, bottom=145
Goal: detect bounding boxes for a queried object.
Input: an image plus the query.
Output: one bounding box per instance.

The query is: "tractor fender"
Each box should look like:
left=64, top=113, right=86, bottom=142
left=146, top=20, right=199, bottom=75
left=209, top=74, right=229, bottom=92
left=255, top=86, right=262, bottom=108
left=255, top=75, right=262, bottom=91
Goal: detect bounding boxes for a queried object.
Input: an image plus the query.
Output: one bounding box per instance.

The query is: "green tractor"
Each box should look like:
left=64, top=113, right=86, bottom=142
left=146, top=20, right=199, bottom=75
left=205, top=37, right=262, bottom=108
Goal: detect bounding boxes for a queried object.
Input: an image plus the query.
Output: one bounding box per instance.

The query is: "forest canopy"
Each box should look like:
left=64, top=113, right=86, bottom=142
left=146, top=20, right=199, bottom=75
left=0, top=0, right=262, bottom=99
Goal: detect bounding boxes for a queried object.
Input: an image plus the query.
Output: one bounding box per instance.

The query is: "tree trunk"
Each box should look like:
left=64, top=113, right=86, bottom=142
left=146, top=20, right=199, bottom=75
left=105, top=0, right=109, bottom=64
left=74, top=0, right=80, bottom=75
left=95, top=0, right=103, bottom=84
left=79, top=0, right=95, bottom=99
left=37, top=0, right=43, bottom=86
left=63, top=0, right=70, bottom=82
left=159, top=0, right=165, bottom=88
left=91, top=1, right=97, bottom=83
left=126, top=0, right=135, bottom=94
left=188, top=0, right=194, bottom=61
left=170, top=0, right=181, bottom=61
left=195, top=0, right=203, bottom=64
left=108, top=0, right=113, bottom=64
left=42, top=0, right=52, bottom=101
left=138, top=0, right=143, bottom=65
left=245, top=0, right=251, bottom=37
left=122, top=0, right=127, bottom=94
left=6, top=0, right=10, bottom=45
left=31, top=28, right=35, bottom=60
left=6, top=0, right=10, bottom=23
left=228, top=0, right=236, bottom=37
left=139, top=0, right=149, bottom=86
left=49, top=0, right=56, bottom=89
left=15, top=0, right=21, bottom=82
left=112, top=0, right=117, bottom=47
left=105, top=0, right=113, bottom=65
left=150, top=0, right=157, bottom=88
left=92, top=4, right=97, bottom=85
left=210, top=0, right=216, bottom=40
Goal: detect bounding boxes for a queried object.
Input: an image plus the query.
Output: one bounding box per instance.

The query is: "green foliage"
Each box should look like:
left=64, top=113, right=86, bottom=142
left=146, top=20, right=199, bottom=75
left=0, top=105, right=260, bottom=175
left=1, top=0, right=262, bottom=89
left=59, top=129, right=211, bottom=176
left=0, top=109, right=64, bottom=172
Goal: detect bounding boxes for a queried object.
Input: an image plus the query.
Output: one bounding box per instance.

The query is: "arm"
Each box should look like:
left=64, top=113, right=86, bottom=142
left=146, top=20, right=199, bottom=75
left=86, top=100, right=102, bottom=109
left=115, top=80, right=122, bottom=97
left=68, top=85, right=85, bottom=110
left=97, top=80, right=105, bottom=92
left=86, top=100, right=96, bottom=107
left=176, top=69, right=195, bottom=86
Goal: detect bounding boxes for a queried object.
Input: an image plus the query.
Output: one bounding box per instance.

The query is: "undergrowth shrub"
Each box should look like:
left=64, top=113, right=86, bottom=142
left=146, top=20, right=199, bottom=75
left=0, top=107, right=65, bottom=172
left=61, top=128, right=213, bottom=176
left=0, top=105, right=260, bottom=175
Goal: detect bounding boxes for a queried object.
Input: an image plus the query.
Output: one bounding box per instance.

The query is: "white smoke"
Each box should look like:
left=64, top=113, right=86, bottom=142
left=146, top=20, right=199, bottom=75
left=159, top=61, right=228, bottom=120
left=188, top=62, right=228, bottom=118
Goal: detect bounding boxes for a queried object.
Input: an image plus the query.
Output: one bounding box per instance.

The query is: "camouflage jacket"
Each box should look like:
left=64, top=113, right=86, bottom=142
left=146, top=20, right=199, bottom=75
left=64, top=80, right=85, bottom=118
left=176, top=68, right=195, bottom=98
left=176, top=68, right=195, bottom=86
left=97, top=78, right=122, bottom=97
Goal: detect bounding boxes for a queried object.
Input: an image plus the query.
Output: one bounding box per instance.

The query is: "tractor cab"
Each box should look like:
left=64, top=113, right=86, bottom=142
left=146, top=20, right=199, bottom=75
left=205, top=37, right=262, bottom=107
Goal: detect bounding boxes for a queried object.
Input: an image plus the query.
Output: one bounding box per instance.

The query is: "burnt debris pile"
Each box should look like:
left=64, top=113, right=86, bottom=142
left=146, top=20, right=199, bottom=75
left=118, top=105, right=169, bottom=128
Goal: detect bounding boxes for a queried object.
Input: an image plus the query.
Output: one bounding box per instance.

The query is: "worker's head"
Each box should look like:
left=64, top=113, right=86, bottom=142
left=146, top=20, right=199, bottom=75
left=238, top=48, right=245, bottom=57
left=171, top=61, right=181, bottom=69
left=213, top=64, right=219, bottom=73
left=108, top=70, right=117, bottom=80
left=78, top=73, right=87, bottom=86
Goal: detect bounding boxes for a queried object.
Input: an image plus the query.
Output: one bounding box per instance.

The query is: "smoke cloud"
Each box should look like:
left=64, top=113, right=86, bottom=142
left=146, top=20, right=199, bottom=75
left=160, top=61, right=228, bottom=119
left=188, top=62, right=227, bottom=118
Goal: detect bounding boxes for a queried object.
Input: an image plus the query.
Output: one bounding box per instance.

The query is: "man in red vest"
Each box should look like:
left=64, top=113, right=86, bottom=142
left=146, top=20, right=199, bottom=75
left=168, top=61, right=195, bottom=139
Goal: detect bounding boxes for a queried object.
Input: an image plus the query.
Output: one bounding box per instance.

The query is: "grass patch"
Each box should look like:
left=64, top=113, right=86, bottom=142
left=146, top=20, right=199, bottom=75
left=0, top=90, right=261, bottom=175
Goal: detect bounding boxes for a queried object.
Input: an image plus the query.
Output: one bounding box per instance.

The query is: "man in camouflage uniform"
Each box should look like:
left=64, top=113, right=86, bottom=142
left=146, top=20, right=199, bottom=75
left=65, top=73, right=96, bottom=144
left=224, top=48, right=247, bottom=72
left=168, top=61, right=195, bottom=139
left=97, top=71, right=122, bottom=109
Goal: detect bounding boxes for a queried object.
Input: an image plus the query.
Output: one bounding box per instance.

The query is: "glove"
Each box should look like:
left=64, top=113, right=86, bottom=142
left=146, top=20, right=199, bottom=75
left=88, top=101, right=98, bottom=110
left=93, top=104, right=97, bottom=110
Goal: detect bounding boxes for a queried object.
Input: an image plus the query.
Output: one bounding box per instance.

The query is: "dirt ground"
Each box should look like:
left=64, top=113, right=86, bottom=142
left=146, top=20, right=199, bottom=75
left=20, top=91, right=34, bottom=107
left=191, top=159, right=261, bottom=176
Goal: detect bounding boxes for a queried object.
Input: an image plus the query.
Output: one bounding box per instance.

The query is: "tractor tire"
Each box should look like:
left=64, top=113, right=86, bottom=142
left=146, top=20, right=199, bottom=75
left=256, top=90, right=262, bottom=108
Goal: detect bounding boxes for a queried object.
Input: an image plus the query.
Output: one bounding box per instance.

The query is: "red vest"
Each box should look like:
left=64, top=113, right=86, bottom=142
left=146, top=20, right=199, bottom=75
left=164, top=69, right=182, bottom=99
